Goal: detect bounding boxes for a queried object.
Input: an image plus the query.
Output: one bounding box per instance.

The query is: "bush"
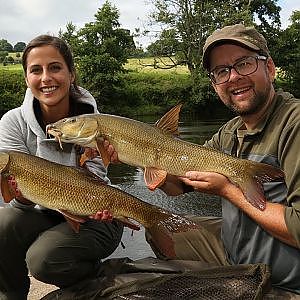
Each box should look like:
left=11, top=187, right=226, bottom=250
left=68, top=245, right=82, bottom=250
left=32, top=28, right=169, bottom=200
left=0, top=67, right=26, bottom=114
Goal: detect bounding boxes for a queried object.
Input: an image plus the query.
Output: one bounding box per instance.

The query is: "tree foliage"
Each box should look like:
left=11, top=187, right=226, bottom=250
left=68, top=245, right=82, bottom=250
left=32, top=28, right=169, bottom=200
left=0, top=39, right=13, bottom=52
left=147, top=0, right=281, bottom=106
left=13, top=42, right=26, bottom=52
left=275, top=10, right=300, bottom=97
left=59, top=1, right=136, bottom=110
left=149, top=0, right=281, bottom=73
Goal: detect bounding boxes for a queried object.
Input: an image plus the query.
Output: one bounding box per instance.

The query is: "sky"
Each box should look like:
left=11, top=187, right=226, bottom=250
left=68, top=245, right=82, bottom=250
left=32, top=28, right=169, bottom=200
left=0, top=0, right=298, bottom=48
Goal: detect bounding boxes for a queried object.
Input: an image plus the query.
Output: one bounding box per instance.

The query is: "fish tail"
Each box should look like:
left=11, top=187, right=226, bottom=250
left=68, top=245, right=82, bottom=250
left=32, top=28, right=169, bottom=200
left=238, top=162, right=284, bottom=211
left=146, top=212, right=200, bottom=259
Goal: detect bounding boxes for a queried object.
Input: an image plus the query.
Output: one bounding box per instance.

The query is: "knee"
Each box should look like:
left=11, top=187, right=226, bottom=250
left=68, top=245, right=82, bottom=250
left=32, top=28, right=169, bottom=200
left=26, top=241, right=92, bottom=287
left=26, top=243, right=54, bottom=283
left=0, top=207, right=20, bottom=232
left=0, top=208, right=27, bottom=243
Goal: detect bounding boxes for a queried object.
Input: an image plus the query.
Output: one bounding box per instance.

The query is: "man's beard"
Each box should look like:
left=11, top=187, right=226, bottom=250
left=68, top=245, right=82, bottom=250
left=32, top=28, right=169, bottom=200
left=227, top=83, right=272, bottom=116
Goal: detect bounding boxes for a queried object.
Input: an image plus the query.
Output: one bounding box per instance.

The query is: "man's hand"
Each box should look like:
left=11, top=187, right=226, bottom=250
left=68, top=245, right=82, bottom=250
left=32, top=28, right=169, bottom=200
left=180, top=171, right=237, bottom=198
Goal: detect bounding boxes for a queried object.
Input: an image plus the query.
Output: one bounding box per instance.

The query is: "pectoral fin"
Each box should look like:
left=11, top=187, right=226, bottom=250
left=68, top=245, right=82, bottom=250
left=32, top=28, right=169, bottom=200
left=1, top=176, right=15, bottom=203
left=58, top=209, right=87, bottom=233
left=0, top=153, right=13, bottom=202
left=144, top=167, right=167, bottom=191
left=96, top=138, right=110, bottom=168
left=79, top=152, right=90, bottom=166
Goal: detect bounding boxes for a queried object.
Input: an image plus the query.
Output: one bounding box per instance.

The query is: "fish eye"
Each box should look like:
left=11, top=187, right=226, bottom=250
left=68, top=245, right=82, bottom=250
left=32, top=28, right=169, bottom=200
left=69, top=118, right=77, bottom=123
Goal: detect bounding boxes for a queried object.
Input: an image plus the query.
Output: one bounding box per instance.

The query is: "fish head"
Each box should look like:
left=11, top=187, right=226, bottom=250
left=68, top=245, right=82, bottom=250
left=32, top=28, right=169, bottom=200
left=46, top=115, right=99, bottom=148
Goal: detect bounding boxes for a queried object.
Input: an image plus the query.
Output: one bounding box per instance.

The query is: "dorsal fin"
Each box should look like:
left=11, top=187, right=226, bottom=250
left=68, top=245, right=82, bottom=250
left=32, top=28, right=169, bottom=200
left=155, top=103, right=183, bottom=136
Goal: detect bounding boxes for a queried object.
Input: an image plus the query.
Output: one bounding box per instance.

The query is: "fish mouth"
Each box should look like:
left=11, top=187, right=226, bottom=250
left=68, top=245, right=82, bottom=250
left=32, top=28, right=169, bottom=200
left=46, top=125, right=64, bottom=149
left=46, top=124, right=98, bottom=149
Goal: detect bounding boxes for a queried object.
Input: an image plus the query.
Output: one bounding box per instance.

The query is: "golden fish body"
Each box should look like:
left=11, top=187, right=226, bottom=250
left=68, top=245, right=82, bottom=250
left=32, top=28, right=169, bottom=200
left=0, top=151, right=200, bottom=258
left=47, top=105, right=284, bottom=210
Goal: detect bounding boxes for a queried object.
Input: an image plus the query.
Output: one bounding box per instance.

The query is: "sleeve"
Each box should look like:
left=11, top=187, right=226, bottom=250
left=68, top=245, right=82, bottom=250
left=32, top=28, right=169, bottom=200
left=84, top=157, right=111, bottom=185
left=281, top=120, right=300, bottom=246
left=203, top=124, right=225, bottom=150
left=0, top=110, right=29, bottom=153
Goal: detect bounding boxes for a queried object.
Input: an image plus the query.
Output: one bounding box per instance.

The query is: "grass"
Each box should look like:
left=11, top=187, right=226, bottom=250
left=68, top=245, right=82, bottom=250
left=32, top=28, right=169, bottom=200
left=125, top=57, right=189, bottom=74
left=0, top=63, right=23, bottom=72
left=1, top=56, right=190, bottom=74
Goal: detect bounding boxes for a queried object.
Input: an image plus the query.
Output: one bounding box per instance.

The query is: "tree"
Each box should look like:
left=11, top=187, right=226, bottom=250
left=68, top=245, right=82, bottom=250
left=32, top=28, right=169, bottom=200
left=58, top=22, right=78, bottom=53
left=149, top=0, right=281, bottom=73
left=0, top=39, right=13, bottom=52
left=0, top=51, right=8, bottom=63
left=68, top=1, right=136, bottom=109
left=275, top=10, right=300, bottom=97
left=13, top=42, right=26, bottom=52
left=147, top=0, right=281, bottom=107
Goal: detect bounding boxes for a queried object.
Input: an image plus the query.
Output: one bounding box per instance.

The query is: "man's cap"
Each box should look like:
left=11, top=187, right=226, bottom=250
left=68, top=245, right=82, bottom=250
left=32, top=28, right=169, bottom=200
left=202, top=24, right=270, bottom=70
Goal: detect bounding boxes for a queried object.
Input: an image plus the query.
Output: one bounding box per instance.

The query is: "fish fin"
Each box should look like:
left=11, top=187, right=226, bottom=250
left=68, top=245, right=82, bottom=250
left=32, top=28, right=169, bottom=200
left=146, top=213, right=200, bottom=259
left=238, top=162, right=285, bottom=211
left=96, top=138, right=110, bottom=168
left=79, top=152, right=90, bottom=167
left=0, top=153, right=14, bottom=202
left=75, top=166, right=108, bottom=184
left=144, top=167, right=167, bottom=190
left=115, top=216, right=140, bottom=230
left=1, top=176, right=15, bottom=203
left=155, top=103, right=183, bottom=136
left=58, top=209, right=86, bottom=233
left=0, top=152, right=10, bottom=172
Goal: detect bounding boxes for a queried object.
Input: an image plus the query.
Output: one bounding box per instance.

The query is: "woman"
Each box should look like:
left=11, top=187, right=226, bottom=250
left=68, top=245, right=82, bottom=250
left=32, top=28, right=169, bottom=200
left=0, top=35, right=123, bottom=300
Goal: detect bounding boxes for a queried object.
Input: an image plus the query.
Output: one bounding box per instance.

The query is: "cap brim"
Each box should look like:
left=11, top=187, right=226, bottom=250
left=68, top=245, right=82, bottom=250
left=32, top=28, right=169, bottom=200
left=202, top=38, right=260, bottom=70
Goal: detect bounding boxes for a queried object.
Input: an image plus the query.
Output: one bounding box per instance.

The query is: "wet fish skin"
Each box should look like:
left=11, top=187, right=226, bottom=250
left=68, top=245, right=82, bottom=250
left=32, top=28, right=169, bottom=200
left=46, top=104, right=285, bottom=210
left=0, top=150, right=201, bottom=259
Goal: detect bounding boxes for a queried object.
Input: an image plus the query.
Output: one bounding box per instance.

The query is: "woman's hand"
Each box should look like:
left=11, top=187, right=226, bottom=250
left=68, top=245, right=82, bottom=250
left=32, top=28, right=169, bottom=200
left=7, top=175, right=34, bottom=205
left=103, top=140, right=120, bottom=163
left=89, top=209, right=113, bottom=221
left=79, top=141, right=120, bottom=166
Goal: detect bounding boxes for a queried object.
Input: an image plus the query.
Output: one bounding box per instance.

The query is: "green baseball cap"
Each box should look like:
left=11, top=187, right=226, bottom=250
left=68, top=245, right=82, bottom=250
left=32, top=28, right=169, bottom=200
left=202, top=24, right=270, bottom=70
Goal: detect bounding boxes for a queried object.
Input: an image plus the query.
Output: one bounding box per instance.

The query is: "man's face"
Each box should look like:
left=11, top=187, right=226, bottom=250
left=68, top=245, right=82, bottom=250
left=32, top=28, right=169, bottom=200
left=209, top=44, right=275, bottom=116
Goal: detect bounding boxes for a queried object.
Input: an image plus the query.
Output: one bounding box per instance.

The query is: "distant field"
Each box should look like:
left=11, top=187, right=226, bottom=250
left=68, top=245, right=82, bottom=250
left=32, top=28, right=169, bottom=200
left=1, top=56, right=189, bottom=74
left=125, top=57, right=189, bottom=74
left=0, top=64, right=22, bottom=71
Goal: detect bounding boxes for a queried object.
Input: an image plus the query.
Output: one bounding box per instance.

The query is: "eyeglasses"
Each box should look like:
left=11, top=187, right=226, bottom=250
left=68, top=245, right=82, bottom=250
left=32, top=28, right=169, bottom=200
left=209, top=55, right=267, bottom=85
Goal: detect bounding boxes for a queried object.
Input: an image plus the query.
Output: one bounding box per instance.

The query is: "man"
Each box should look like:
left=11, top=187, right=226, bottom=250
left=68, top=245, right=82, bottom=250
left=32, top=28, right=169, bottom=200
left=143, top=24, right=300, bottom=295
left=102, top=24, right=299, bottom=296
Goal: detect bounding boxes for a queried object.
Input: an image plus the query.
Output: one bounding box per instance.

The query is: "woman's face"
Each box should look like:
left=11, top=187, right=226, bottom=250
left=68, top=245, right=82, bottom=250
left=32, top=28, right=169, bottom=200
left=25, top=45, right=75, bottom=112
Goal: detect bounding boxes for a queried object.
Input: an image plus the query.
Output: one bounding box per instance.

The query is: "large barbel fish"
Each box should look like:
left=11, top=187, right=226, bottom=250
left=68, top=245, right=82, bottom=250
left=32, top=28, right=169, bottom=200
left=0, top=150, right=203, bottom=259
left=47, top=104, right=284, bottom=210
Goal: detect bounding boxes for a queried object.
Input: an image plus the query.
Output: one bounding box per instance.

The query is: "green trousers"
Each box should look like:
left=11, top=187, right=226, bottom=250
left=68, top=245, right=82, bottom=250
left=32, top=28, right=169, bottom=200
left=146, top=215, right=229, bottom=266
left=0, top=206, right=123, bottom=300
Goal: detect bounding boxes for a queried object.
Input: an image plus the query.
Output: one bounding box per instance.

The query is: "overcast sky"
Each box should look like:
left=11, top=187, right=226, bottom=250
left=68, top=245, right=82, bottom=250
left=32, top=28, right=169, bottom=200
left=0, top=0, right=298, bottom=48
